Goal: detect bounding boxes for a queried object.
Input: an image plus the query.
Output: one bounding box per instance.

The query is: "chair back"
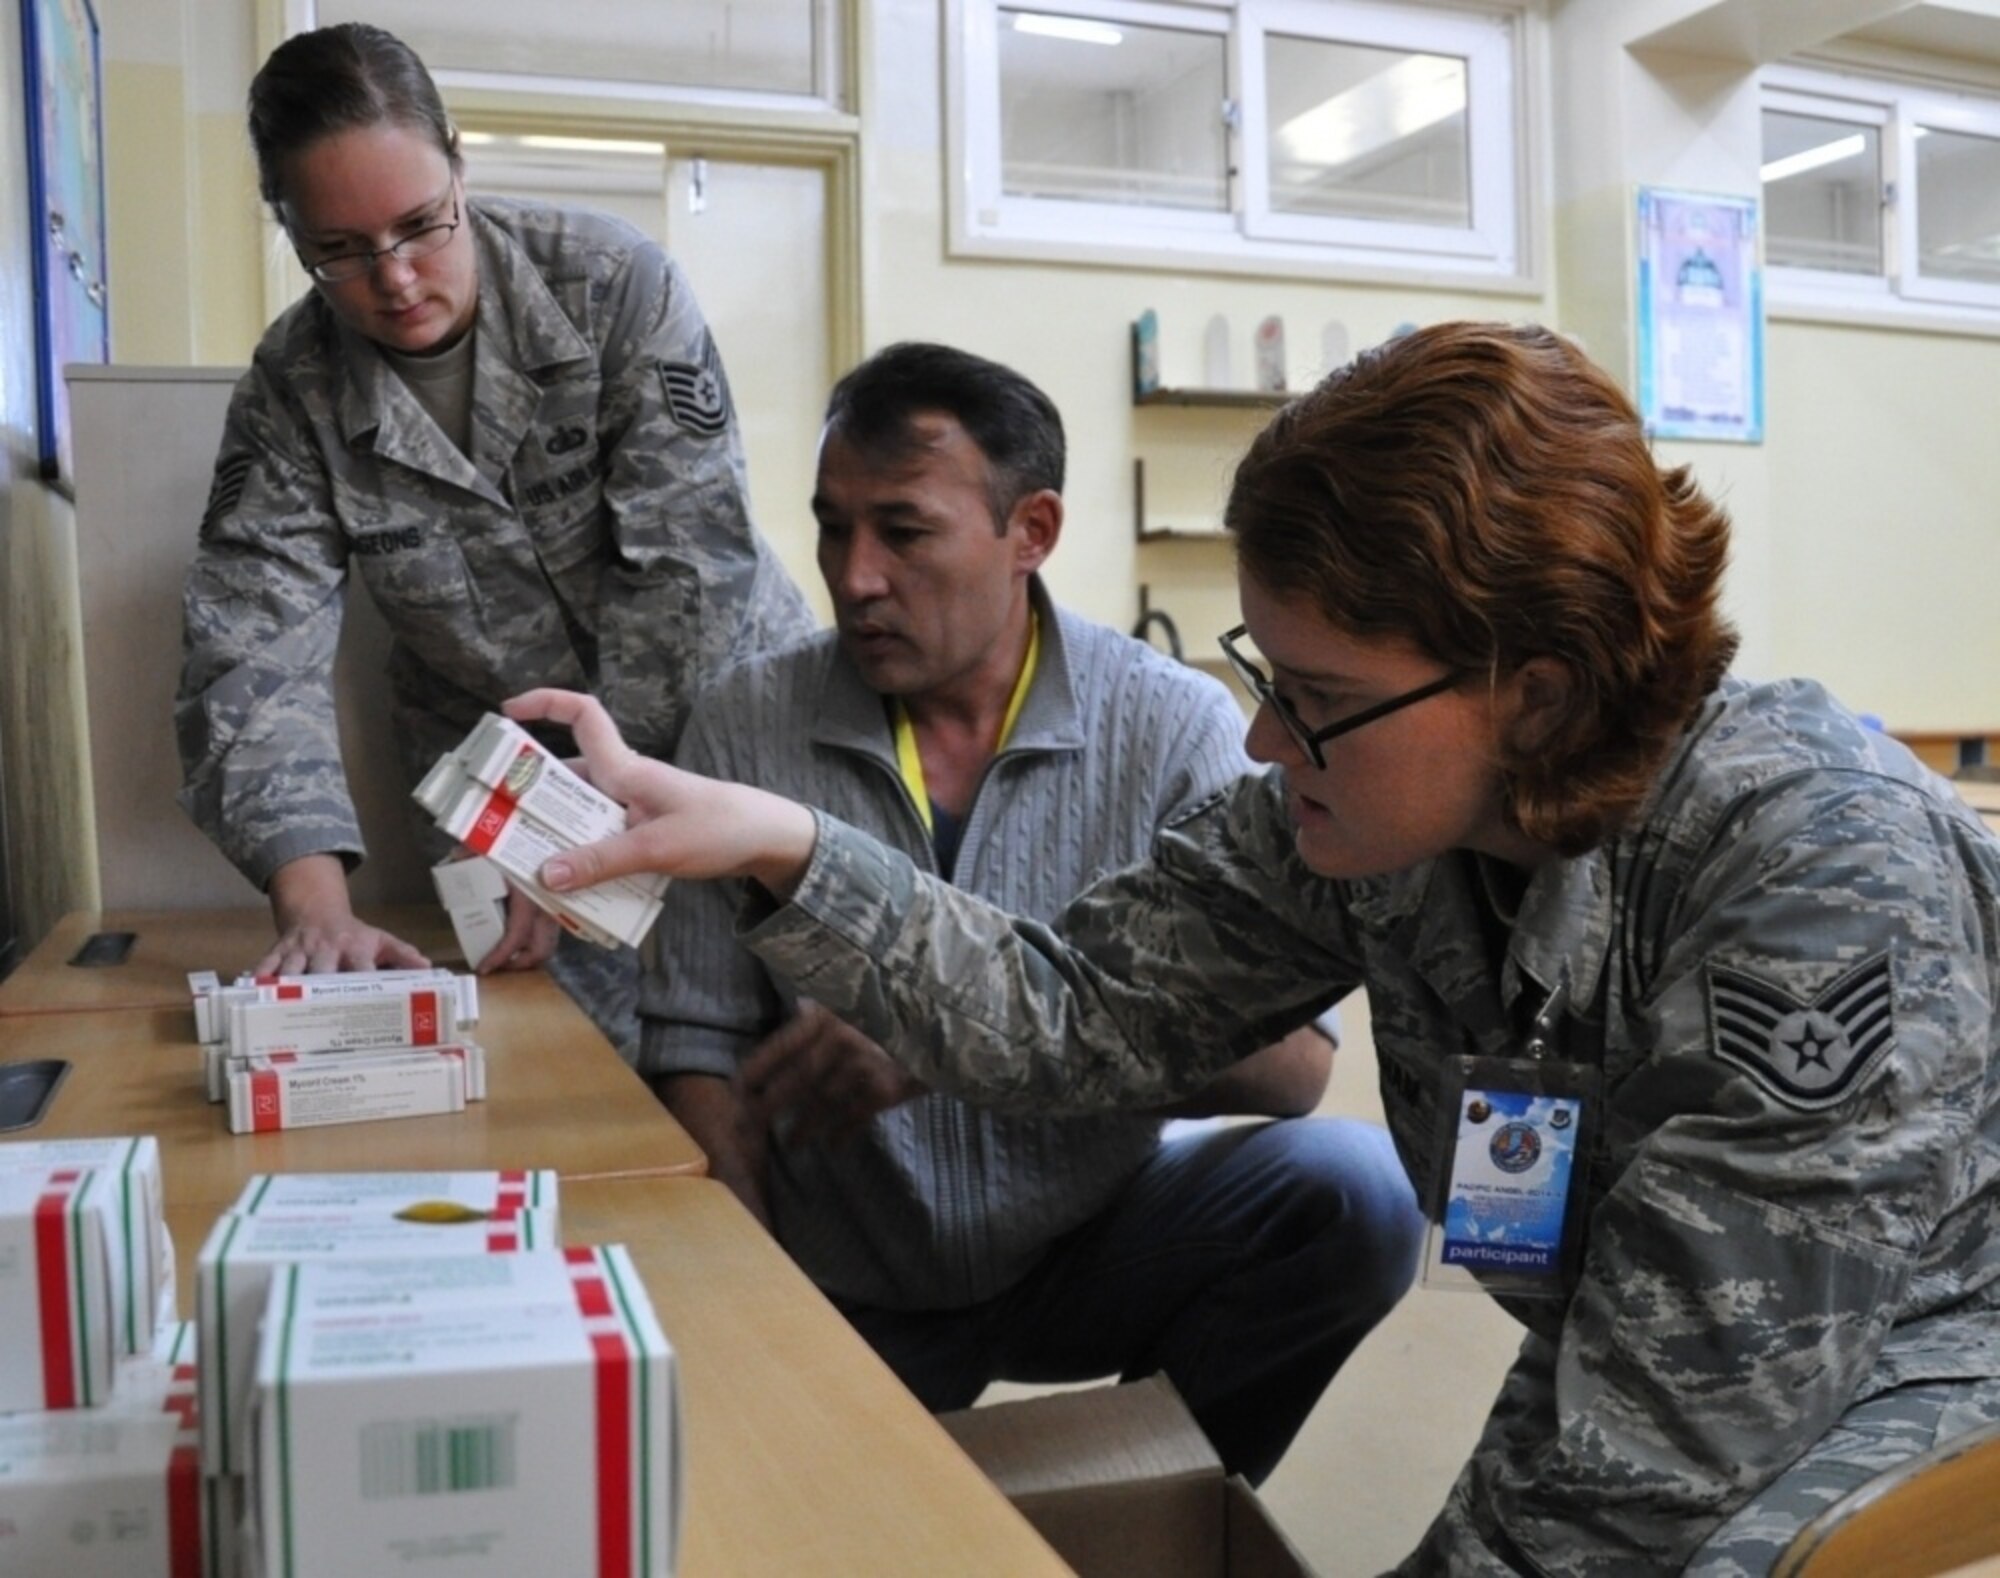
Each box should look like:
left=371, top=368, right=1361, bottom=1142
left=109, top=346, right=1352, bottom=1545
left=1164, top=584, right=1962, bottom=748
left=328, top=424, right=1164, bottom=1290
left=1772, top=1421, right=2000, bottom=1578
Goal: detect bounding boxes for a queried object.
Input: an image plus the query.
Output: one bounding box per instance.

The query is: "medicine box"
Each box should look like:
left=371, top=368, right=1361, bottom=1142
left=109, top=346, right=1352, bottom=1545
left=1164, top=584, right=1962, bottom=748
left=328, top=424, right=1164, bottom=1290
left=0, top=1135, right=168, bottom=1356
left=225, top=988, right=462, bottom=1060
left=196, top=1207, right=557, bottom=1475
left=229, top=1169, right=556, bottom=1224
left=0, top=1321, right=206, bottom=1578
left=247, top=1246, right=677, bottom=1578
left=0, top=1168, right=118, bottom=1412
left=224, top=1054, right=467, bottom=1135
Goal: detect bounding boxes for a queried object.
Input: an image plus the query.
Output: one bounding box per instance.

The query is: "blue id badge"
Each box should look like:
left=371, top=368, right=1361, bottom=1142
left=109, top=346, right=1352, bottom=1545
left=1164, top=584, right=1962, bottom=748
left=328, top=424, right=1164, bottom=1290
left=1422, top=1053, right=1597, bottom=1298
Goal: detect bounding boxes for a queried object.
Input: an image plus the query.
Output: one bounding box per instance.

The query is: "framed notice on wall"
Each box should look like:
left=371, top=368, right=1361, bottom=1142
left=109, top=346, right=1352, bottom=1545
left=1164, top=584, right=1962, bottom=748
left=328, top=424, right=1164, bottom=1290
left=1635, top=187, right=1762, bottom=444
left=19, top=0, right=111, bottom=494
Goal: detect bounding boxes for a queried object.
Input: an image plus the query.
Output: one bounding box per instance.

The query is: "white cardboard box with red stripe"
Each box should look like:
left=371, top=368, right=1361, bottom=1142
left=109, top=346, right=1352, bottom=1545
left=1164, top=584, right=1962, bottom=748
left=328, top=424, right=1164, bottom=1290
left=432, top=775, right=665, bottom=950
left=413, top=714, right=667, bottom=950
left=0, top=1320, right=210, bottom=1578
left=224, top=987, right=465, bottom=1061
left=197, top=1205, right=560, bottom=1478
left=206, top=1039, right=486, bottom=1107
left=224, top=1053, right=472, bottom=1135
left=229, top=1170, right=555, bottom=1220
left=0, top=1168, right=120, bottom=1412
left=189, top=971, right=479, bottom=1049
left=247, top=1246, right=677, bottom=1578
left=449, top=712, right=632, bottom=849
left=0, top=1135, right=170, bottom=1357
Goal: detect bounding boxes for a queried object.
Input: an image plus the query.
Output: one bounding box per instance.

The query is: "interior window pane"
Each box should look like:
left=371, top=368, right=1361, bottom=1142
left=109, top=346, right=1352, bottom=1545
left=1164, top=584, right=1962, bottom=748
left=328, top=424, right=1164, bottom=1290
left=1263, top=35, right=1469, bottom=227
left=1915, top=124, right=2000, bottom=286
left=1761, top=110, right=1881, bottom=275
left=313, top=0, right=819, bottom=98
left=998, top=10, right=1227, bottom=211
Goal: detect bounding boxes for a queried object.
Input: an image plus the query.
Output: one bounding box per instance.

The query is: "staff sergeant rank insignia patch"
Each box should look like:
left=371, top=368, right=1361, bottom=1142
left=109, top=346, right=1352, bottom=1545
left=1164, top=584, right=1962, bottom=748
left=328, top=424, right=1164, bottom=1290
left=1706, top=952, right=1896, bottom=1110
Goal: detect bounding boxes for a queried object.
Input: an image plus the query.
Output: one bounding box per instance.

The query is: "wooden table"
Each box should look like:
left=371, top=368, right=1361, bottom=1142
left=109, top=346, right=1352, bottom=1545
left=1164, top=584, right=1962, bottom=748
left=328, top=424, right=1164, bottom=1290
left=0, top=907, right=464, bottom=1016
left=0, top=910, right=705, bottom=1202
left=3, top=910, right=1069, bottom=1573
left=160, top=1178, right=1070, bottom=1576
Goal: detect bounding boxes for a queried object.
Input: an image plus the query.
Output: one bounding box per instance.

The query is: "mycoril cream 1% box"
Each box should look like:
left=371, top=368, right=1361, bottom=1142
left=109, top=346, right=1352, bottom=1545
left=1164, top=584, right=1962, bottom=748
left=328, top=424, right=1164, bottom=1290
left=0, top=1320, right=208, bottom=1578
left=189, top=971, right=479, bottom=1049
left=0, top=1167, right=119, bottom=1412
left=247, top=1246, right=677, bottom=1578
left=223, top=1054, right=471, bottom=1136
left=195, top=1207, right=559, bottom=1478
left=211, top=1041, right=486, bottom=1110
left=0, top=1135, right=169, bottom=1358
left=430, top=772, right=663, bottom=950
left=222, top=986, right=464, bottom=1062
left=448, top=712, right=633, bottom=849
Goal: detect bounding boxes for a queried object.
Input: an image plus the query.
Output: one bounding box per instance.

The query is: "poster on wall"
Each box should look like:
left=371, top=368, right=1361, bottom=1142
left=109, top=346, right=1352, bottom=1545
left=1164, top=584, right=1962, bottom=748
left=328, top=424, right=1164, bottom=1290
left=1635, top=187, right=1762, bottom=444
left=20, top=0, right=111, bottom=494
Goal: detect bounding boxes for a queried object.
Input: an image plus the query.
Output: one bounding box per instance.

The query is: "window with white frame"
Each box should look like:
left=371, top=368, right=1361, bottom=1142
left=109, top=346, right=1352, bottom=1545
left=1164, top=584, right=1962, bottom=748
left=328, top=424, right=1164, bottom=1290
left=950, top=0, right=1530, bottom=284
left=1762, top=65, right=2000, bottom=319
left=308, top=0, right=847, bottom=111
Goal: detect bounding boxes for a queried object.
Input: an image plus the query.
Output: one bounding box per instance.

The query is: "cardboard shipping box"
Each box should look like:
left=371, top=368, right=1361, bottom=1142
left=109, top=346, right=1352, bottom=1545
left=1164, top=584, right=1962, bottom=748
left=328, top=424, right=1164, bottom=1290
left=939, top=1376, right=1319, bottom=1578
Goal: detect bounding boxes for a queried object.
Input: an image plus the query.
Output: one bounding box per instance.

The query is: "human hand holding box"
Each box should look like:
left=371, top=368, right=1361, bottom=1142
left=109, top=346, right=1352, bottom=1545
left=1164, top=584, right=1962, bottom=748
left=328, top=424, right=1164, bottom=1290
left=415, top=714, right=667, bottom=950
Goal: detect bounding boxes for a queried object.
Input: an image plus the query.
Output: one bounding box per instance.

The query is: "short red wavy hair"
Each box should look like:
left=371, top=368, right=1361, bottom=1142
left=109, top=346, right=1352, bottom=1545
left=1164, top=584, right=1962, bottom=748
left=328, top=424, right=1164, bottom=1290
left=1226, top=321, right=1738, bottom=855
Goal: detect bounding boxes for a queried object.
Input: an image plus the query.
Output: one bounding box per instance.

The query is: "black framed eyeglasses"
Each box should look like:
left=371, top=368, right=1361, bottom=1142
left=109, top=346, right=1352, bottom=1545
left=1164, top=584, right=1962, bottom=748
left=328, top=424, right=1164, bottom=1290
left=297, top=190, right=461, bottom=284
left=1218, top=625, right=1465, bottom=769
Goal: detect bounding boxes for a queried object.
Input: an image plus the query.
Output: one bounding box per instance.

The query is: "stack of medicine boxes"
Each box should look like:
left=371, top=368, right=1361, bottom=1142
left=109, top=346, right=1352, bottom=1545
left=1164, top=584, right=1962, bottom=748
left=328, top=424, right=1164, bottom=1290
left=413, top=712, right=667, bottom=950
left=190, top=969, right=485, bottom=1134
left=195, top=1169, right=679, bottom=1578
left=0, top=1137, right=205, bottom=1577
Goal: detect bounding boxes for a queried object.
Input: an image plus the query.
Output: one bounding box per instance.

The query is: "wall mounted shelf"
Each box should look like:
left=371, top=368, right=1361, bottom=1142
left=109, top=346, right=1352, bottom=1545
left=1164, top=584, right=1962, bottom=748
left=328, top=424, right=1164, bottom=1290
left=1132, top=458, right=1230, bottom=543
left=1134, top=387, right=1290, bottom=410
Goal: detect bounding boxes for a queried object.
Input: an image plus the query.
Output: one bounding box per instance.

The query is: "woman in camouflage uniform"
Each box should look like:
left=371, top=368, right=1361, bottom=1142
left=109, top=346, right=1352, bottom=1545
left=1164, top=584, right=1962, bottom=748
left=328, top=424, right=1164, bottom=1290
left=515, top=321, right=2000, bottom=1571
left=175, top=24, right=812, bottom=1056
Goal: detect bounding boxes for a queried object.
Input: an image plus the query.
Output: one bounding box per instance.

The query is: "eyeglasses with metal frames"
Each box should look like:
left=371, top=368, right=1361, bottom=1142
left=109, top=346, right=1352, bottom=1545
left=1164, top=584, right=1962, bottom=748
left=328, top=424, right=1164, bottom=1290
left=296, top=190, right=461, bottom=284
left=1217, top=625, right=1466, bottom=769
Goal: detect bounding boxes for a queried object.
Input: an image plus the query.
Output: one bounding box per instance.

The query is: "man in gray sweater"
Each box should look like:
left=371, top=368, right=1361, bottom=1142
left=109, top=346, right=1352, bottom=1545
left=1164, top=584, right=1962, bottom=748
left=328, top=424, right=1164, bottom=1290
left=640, top=342, right=1422, bottom=1481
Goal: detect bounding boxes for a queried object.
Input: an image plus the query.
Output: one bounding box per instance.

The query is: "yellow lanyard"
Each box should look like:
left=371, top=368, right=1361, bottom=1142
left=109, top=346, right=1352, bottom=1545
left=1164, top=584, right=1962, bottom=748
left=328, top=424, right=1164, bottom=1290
left=892, top=613, right=1040, bottom=835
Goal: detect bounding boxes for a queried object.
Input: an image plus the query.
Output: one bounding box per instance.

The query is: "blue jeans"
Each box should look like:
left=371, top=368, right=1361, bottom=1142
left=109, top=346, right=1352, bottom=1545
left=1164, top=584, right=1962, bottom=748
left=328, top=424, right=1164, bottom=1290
left=835, top=1115, right=1424, bottom=1484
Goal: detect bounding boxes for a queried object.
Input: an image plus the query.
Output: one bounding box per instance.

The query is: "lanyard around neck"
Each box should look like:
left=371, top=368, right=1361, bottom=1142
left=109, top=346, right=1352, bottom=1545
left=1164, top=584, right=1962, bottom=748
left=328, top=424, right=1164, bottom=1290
left=892, top=612, right=1041, bottom=835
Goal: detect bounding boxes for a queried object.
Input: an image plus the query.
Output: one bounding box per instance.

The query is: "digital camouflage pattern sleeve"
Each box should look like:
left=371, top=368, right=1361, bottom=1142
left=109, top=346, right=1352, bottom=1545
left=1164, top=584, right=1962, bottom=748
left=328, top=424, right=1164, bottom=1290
left=745, top=768, right=1356, bottom=1112
left=176, top=355, right=359, bottom=887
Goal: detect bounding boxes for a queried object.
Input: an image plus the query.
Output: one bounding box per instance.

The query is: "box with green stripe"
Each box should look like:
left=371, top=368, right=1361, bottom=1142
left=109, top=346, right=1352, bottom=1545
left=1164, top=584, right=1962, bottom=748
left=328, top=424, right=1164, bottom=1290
left=247, top=1245, right=677, bottom=1578
left=0, top=1135, right=168, bottom=1358
left=196, top=1206, right=558, bottom=1478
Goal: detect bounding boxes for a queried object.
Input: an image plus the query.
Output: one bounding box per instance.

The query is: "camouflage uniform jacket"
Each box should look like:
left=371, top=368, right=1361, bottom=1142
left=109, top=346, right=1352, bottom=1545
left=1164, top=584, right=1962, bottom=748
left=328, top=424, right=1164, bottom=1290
left=745, top=675, right=2000, bottom=1573
left=177, top=197, right=812, bottom=886
left=643, top=584, right=1256, bottom=1309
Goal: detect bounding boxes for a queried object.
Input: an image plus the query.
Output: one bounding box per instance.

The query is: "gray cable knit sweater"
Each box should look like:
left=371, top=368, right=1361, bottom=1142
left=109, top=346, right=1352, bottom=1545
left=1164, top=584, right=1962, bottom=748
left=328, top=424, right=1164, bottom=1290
left=640, top=582, right=1254, bottom=1310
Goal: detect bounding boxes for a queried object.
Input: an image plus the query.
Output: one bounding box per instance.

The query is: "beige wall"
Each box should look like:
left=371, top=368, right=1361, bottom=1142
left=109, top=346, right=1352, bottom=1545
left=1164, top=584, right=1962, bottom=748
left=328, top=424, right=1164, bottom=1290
left=1766, top=317, right=2000, bottom=729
